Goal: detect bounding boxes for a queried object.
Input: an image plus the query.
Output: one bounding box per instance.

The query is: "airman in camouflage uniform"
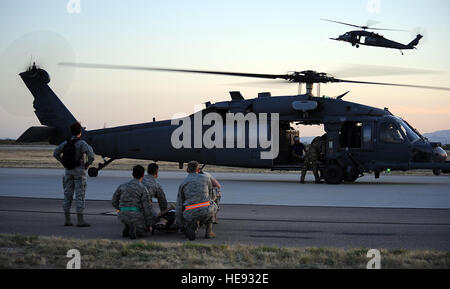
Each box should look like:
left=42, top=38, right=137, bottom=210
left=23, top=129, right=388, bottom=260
left=53, top=122, right=95, bottom=227
left=142, top=163, right=169, bottom=229
left=200, top=170, right=221, bottom=224
left=176, top=161, right=218, bottom=240
left=143, top=163, right=168, bottom=211
left=112, top=165, right=154, bottom=239
left=300, top=134, right=326, bottom=184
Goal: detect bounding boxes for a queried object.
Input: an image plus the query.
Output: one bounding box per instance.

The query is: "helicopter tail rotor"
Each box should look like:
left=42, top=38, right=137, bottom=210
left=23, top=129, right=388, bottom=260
left=410, top=27, right=428, bottom=45
left=407, top=34, right=423, bottom=48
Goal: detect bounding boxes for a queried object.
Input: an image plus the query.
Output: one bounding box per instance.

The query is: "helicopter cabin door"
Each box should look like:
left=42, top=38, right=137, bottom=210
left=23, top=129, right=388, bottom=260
left=375, top=121, right=411, bottom=166
left=338, top=121, right=375, bottom=164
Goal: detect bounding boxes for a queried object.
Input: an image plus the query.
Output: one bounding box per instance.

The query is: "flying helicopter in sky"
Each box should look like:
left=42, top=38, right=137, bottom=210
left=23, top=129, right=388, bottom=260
left=321, top=19, right=423, bottom=55
left=17, top=62, right=450, bottom=184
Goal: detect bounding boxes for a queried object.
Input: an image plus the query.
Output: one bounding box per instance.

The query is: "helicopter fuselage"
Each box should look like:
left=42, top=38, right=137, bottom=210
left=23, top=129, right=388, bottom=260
left=80, top=93, right=449, bottom=182
left=333, top=30, right=421, bottom=52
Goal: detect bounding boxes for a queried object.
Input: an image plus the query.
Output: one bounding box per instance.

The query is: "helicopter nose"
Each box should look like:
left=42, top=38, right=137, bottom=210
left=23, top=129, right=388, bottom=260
left=432, top=146, right=447, bottom=162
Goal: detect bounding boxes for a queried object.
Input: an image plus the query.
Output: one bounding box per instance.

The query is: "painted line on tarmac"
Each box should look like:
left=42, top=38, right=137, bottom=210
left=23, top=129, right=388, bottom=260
left=1, top=208, right=449, bottom=226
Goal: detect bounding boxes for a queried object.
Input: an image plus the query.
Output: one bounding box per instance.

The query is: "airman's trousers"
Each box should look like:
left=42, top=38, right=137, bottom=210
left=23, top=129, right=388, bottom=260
left=62, top=174, right=87, bottom=213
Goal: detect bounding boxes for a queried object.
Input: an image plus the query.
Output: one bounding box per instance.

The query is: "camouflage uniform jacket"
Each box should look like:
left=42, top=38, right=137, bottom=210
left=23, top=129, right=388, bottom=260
left=305, top=136, right=326, bottom=161
left=142, top=175, right=168, bottom=212
left=53, top=137, right=95, bottom=176
left=176, top=173, right=216, bottom=225
left=112, top=179, right=154, bottom=226
left=200, top=171, right=221, bottom=201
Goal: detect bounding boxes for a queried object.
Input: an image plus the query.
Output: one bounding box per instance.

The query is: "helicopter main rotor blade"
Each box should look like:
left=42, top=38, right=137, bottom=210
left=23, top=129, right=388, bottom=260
left=331, top=64, right=440, bottom=78
left=60, top=62, right=450, bottom=92
left=320, top=18, right=362, bottom=29
left=321, top=18, right=406, bottom=31
left=337, top=79, right=450, bottom=91
left=367, top=27, right=407, bottom=32
left=59, top=62, right=288, bottom=80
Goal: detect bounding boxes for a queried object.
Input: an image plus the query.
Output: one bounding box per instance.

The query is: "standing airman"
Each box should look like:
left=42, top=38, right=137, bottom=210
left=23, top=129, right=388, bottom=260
left=300, top=134, right=326, bottom=184
left=53, top=121, right=94, bottom=227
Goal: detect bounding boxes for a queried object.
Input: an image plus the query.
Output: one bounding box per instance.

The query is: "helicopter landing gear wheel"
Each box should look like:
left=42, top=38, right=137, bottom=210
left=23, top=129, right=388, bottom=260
left=433, top=169, right=441, bottom=176
left=88, top=167, right=98, bottom=177
left=356, top=44, right=360, bottom=48
left=324, top=164, right=344, bottom=184
left=88, top=158, right=116, bottom=178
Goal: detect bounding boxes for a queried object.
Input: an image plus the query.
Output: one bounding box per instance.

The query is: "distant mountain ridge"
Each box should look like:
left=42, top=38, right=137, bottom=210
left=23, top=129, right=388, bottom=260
left=423, top=129, right=450, bottom=145
left=301, top=129, right=450, bottom=145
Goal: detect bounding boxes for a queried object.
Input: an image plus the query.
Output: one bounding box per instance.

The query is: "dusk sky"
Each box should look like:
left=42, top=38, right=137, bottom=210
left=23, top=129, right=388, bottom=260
left=0, top=0, right=449, bottom=138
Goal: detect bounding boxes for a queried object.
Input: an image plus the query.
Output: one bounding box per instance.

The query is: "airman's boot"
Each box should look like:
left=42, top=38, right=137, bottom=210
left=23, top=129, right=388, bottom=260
left=122, top=224, right=130, bottom=238
left=64, top=212, right=73, bottom=226
left=300, top=171, right=306, bottom=184
left=313, top=171, right=322, bottom=184
left=205, top=222, right=216, bottom=239
left=185, top=221, right=198, bottom=240
left=129, top=224, right=137, bottom=239
left=76, top=213, right=91, bottom=227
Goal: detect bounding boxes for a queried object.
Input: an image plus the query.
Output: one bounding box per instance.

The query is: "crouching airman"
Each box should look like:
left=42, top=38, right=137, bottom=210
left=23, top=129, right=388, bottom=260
left=112, top=165, right=154, bottom=239
left=176, top=161, right=218, bottom=240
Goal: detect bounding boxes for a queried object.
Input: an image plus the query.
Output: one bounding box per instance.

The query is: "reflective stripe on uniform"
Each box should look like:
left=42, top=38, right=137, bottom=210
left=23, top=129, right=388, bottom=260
left=185, top=201, right=210, bottom=211
left=119, top=207, right=140, bottom=212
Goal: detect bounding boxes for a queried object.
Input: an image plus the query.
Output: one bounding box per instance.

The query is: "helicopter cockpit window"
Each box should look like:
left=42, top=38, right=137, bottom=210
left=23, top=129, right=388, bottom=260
left=380, top=122, right=405, bottom=144
left=397, top=119, right=421, bottom=143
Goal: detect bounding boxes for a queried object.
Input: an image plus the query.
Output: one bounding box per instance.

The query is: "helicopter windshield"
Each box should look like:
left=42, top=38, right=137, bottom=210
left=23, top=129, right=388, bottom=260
left=395, top=117, right=421, bottom=143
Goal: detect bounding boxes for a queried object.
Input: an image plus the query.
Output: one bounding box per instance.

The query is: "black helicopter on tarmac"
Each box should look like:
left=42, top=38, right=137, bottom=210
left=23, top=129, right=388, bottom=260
left=17, top=62, right=450, bottom=184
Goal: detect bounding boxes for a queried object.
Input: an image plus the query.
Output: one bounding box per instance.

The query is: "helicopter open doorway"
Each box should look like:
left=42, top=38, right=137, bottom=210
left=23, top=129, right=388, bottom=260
left=273, top=121, right=325, bottom=169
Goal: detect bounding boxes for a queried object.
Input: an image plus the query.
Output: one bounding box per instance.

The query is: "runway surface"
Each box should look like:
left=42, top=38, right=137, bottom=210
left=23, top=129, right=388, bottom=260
left=0, top=168, right=449, bottom=209
left=1, top=197, right=449, bottom=250
left=1, top=168, right=449, bottom=249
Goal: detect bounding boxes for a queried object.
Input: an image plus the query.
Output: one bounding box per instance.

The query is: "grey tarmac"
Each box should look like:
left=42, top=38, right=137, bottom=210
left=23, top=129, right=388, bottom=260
left=0, top=197, right=449, bottom=250
left=0, top=168, right=450, bottom=208
left=0, top=168, right=449, bottom=250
